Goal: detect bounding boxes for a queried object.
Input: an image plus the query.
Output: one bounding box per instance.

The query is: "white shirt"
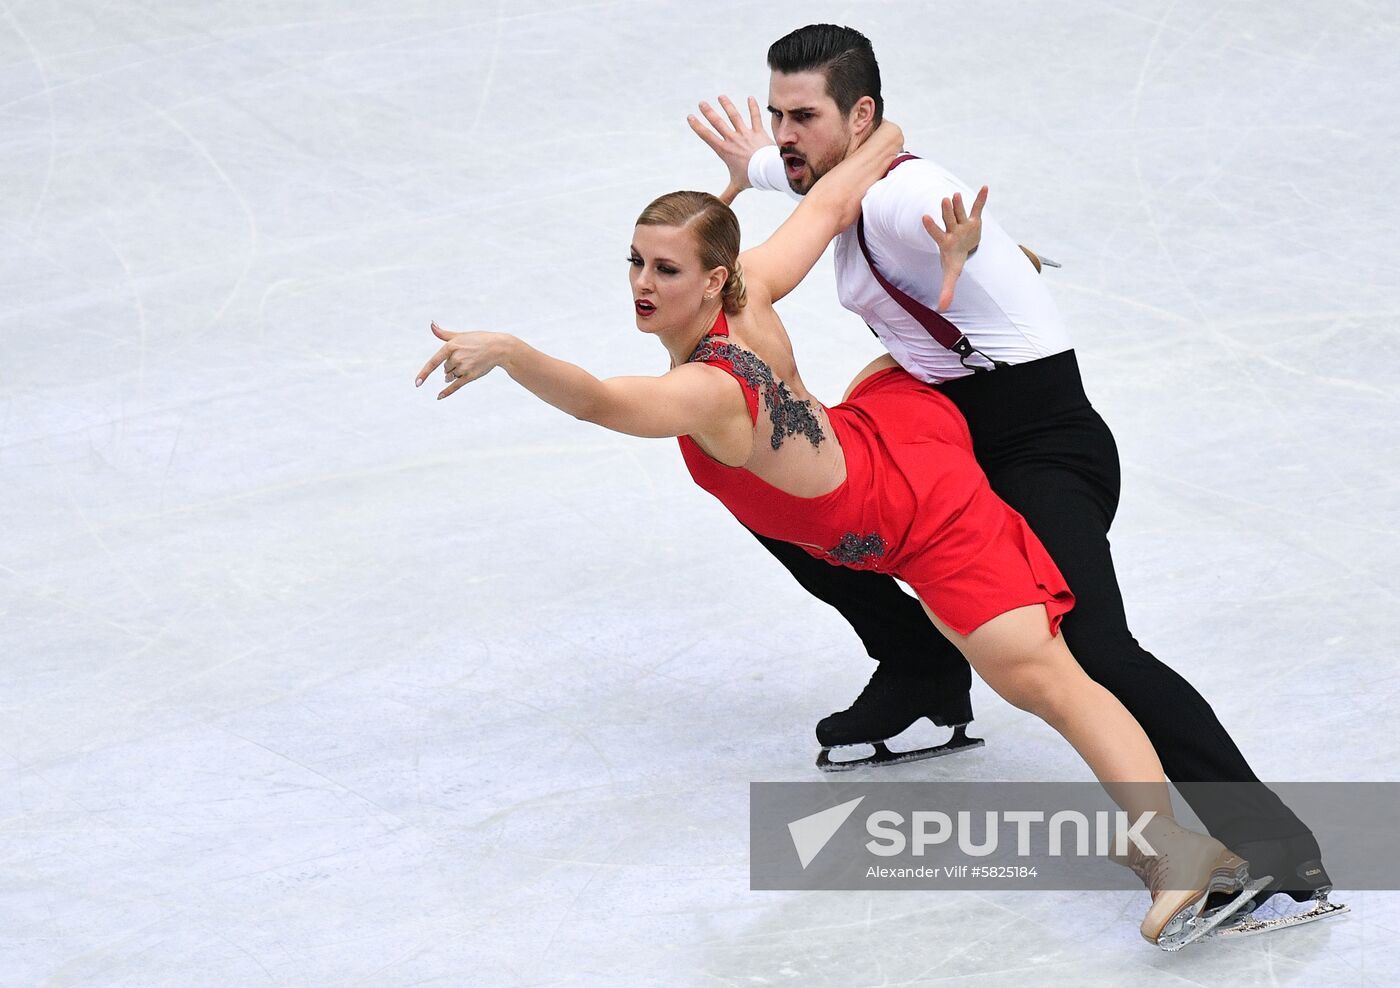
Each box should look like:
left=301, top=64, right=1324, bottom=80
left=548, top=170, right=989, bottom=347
left=749, top=144, right=1072, bottom=383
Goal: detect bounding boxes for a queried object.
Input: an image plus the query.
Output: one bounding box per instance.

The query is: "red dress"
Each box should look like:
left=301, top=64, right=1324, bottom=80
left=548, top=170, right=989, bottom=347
left=678, top=313, right=1074, bottom=636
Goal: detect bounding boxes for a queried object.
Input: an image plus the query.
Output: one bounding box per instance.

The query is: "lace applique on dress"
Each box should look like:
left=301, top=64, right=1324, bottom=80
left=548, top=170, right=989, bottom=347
left=826, top=533, right=886, bottom=566
left=688, top=338, right=824, bottom=451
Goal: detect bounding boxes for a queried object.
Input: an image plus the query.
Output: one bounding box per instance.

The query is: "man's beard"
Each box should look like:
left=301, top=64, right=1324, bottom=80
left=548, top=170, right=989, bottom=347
left=781, top=145, right=839, bottom=194
left=781, top=147, right=819, bottom=194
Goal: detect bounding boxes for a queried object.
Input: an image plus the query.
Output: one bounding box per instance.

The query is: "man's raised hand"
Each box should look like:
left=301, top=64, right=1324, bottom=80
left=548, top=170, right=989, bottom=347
left=921, top=185, right=989, bottom=311
left=687, top=95, right=774, bottom=203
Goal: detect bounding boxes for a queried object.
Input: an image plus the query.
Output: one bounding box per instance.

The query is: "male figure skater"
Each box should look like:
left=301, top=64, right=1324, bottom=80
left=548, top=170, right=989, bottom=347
left=689, top=22, right=1340, bottom=932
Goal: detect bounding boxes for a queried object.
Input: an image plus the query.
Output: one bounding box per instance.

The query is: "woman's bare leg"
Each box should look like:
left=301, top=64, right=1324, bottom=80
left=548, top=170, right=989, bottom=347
left=921, top=600, right=1262, bottom=945
left=920, top=600, right=1173, bottom=822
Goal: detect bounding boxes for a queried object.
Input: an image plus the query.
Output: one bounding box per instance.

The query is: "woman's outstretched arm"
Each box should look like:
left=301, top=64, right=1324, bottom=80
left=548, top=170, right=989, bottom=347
left=737, top=120, right=904, bottom=304
left=415, top=323, right=746, bottom=439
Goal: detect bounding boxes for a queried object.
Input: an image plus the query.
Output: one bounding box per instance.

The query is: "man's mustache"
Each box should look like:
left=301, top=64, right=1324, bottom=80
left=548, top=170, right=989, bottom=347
left=780, top=146, right=807, bottom=163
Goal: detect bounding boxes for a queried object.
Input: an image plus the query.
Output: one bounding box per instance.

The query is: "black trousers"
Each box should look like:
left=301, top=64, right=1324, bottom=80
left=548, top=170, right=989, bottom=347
left=752, top=350, right=1309, bottom=849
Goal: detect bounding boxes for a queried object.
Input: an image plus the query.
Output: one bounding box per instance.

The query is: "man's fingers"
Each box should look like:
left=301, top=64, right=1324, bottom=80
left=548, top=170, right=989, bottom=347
left=970, top=185, right=989, bottom=219
left=921, top=214, right=945, bottom=245
left=688, top=113, right=722, bottom=150
left=698, top=100, right=732, bottom=137
left=941, top=197, right=956, bottom=232
left=718, top=94, right=744, bottom=131
left=747, top=95, right=763, bottom=131
left=951, top=192, right=968, bottom=225
left=431, top=321, right=453, bottom=340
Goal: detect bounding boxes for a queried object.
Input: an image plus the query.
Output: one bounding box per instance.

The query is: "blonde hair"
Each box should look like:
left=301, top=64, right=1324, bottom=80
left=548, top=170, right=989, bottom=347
left=635, top=191, right=748, bottom=313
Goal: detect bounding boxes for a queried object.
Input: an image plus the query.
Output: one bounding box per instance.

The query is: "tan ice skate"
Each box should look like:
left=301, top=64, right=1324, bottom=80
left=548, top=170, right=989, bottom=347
left=1018, top=244, right=1062, bottom=273
left=1121, top=816, right=1272, bottom=951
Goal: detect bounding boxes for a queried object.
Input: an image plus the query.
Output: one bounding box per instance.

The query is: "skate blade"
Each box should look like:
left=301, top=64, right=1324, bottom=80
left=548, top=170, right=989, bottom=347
left=1211, top=895, right=1349, bottom=940
left=1037, top=255, right=1062, bottom=268
left=1156, top=873, right=1273, bottom=952
left=816, top=725, right=984, bottom=772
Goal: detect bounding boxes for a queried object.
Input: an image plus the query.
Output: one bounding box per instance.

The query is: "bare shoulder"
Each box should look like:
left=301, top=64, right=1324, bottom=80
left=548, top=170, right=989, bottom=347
left=658, top=359, right=753, bottom=427
left=720, top=306, right=802, bottom=387
left=667, top=358, right=739, bottom=388
left=723, top=299, right=783, bottom=350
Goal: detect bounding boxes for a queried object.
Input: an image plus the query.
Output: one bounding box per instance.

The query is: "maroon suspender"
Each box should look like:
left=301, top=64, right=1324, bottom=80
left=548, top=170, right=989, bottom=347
left=855, top=154, right=1001, bottom=371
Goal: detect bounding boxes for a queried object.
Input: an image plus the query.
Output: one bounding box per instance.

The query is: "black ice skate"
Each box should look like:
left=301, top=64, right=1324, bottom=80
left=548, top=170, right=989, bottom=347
left=1207, top=834, right=1348, bottom=940
left=815, top=663, right=984, bottom=771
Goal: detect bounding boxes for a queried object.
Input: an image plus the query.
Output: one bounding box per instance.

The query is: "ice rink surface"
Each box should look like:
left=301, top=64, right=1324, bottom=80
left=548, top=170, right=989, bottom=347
left=3, top=0, right=1399, bottom=984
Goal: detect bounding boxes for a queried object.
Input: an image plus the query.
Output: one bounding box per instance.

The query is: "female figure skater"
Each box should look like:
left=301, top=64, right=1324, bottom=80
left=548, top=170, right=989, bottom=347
left=413, top=121, right=1265, bottom=949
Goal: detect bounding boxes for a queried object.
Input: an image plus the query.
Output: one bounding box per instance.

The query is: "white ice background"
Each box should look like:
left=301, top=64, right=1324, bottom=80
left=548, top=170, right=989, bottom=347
left=2, top=1, right=1398, bottom=985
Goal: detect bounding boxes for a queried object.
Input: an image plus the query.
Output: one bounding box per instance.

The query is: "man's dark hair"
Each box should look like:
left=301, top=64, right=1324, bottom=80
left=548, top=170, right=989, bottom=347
left=767, top=24, right=883, bottom=127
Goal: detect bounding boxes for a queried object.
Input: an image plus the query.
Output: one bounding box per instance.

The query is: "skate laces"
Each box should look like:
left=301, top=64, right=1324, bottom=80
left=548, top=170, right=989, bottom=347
left=1128, top=848, right=1172, bottom=899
